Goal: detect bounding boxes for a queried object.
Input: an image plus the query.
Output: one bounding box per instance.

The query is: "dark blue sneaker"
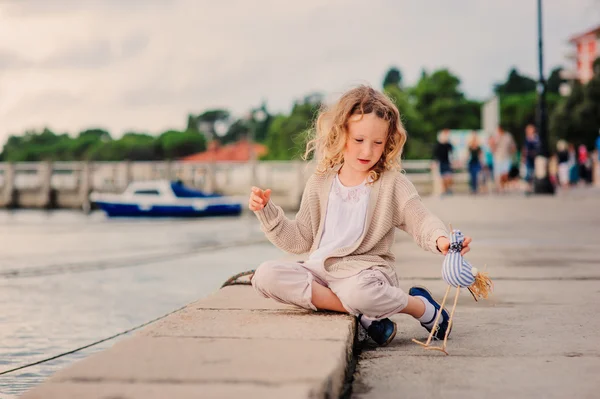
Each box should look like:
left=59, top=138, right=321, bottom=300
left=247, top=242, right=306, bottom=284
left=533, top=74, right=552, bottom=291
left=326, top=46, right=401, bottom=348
left=409, top=286, right=452, bottom=340
left=359, top=315, right=397, bottom=346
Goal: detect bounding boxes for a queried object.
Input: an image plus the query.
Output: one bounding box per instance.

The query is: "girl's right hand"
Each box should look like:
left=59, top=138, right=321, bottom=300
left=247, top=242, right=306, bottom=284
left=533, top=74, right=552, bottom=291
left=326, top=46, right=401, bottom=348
left=249, top=186, right=272, bottom=211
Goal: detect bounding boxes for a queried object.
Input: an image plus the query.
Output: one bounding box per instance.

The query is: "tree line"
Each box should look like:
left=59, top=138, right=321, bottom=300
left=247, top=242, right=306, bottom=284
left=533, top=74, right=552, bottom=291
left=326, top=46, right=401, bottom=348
left=1, top=61, right=598, bottom=163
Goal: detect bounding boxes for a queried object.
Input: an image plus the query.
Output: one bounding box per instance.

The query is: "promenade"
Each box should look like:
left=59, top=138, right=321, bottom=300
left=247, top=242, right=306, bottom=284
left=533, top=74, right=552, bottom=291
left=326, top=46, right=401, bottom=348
left=353, top=189, right=600, bottom=399
left=21, top=188, right=600, bottom=398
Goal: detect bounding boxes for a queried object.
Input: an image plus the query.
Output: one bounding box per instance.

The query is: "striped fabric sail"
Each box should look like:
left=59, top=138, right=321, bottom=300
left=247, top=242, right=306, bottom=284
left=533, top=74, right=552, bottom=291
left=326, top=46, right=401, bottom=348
left=441, top=229, right=475, bottom=288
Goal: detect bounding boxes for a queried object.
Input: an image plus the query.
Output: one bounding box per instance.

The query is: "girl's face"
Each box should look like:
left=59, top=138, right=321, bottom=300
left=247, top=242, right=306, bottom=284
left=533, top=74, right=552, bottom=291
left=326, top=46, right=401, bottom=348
left=343, top=112, right=388, bottom=176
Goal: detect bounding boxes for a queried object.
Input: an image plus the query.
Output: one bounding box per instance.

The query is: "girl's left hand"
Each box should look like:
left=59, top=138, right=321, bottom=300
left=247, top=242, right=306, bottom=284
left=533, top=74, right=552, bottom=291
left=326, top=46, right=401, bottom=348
left=436, top=236, right=472, bottom=256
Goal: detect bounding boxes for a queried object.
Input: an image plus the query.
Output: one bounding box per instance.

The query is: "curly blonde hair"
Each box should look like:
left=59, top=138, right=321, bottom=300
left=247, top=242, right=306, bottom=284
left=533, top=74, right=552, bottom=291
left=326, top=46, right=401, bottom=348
left=304, top=85, right=407, bottom=183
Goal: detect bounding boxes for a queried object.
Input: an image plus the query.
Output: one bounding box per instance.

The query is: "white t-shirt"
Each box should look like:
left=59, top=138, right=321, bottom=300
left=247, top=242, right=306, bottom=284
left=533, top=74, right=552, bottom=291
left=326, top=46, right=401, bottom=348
left=494, top=132, right=515, bottom=161
left=308, top=174, right=371, bottom=262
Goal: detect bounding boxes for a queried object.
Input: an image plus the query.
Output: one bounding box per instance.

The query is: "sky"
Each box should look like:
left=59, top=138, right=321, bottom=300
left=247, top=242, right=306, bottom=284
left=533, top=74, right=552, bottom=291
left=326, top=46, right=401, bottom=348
left=0, top=0, right=598, bottom=144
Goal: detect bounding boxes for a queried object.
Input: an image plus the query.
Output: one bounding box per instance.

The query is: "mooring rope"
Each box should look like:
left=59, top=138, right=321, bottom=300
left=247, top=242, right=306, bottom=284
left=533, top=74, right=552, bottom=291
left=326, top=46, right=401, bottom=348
left=0, top=269, right=256, bottom=376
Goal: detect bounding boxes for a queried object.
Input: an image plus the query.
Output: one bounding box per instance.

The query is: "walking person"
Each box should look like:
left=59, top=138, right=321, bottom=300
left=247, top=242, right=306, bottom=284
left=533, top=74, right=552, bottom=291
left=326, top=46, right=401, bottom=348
left=467, top=131, right=483, bottom=194
left=433, top=129, right=454, bottom=195
left=578, top=145, right=592, bottom=185
left=522, top=124, right=540, bottom=192
left=567, top=143, right=579, bottom=186
left=491, top=126, right=516, bottom=193
left=556, top=140, right=570, bottom=189
left=482, top=136, right=495, bottom=194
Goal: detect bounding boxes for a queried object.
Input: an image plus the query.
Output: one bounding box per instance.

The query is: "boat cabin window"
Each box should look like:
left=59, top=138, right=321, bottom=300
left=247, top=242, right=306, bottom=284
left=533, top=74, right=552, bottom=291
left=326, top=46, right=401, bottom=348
left=133, top=189, right=160, bottom=195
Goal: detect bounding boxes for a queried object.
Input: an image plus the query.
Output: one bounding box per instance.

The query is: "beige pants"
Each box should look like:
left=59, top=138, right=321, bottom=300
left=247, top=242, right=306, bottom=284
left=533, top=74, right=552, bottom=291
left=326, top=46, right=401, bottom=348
left=251, top=259, right=409, bottom=319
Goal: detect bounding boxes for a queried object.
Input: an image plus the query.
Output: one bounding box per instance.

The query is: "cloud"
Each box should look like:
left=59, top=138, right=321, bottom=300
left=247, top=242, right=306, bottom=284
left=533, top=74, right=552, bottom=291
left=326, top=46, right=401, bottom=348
left=42, top=34, right=149, bottom=69
left=0, top=33, right=149, bottom=71
left=42, top=40, right=114, bottom=69
left=7, top=90, right=80, bottom=117
left=0, top=0, right=599, bottom=144
left=2, top=0, right=178, bottom=17
left=0, top=49, right=31, bottom=70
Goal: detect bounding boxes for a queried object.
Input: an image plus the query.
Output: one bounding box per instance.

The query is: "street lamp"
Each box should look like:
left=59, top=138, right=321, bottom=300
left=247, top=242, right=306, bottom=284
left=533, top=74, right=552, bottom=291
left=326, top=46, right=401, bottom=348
left=533, top=0, right=555, bottom=194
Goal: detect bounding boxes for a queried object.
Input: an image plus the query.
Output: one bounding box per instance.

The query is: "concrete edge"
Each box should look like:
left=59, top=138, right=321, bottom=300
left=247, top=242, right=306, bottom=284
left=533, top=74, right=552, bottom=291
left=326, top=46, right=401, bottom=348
left=20, top=285, right=359, bottom=399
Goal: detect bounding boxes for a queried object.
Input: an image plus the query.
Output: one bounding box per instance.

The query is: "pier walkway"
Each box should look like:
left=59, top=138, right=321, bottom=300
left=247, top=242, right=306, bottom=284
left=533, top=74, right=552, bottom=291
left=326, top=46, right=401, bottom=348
left=22, top=188, right=600, bottom=398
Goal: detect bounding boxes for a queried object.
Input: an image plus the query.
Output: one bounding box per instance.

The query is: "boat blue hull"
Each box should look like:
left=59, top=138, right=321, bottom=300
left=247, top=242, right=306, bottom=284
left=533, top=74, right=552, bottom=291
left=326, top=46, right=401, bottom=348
left=95, top=202, right=243, bottom=218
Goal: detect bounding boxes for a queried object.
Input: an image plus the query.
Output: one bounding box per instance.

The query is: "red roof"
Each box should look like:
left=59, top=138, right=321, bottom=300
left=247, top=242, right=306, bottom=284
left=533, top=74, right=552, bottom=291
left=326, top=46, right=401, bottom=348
left=569, top=24, right=600, bottom=43
left=180, top=139, right=268, bottom=162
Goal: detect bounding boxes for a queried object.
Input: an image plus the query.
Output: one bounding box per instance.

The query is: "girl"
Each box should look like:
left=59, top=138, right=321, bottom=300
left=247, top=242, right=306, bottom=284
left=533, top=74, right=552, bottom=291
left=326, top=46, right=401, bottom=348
left=248, top=86, right=472, bottom=346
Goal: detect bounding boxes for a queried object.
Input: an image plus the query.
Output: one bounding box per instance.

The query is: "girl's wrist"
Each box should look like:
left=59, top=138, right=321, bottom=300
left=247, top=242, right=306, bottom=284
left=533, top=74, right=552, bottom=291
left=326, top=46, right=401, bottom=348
left=436, top=236, right=448, bottom=253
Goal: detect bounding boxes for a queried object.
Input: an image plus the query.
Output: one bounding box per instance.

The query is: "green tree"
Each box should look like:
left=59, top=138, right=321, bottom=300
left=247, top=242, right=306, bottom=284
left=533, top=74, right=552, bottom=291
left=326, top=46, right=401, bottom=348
left=250, top=103, right=272, bottom=143
left=546, top=67, right=565, bottom=94
left=1, top=128, right=74, bottom=161
left=382, top=67, right=402, bottom=88
left=78, top=128, right=111, bottom=141
left=411, top=69, right=481, bottom=142
left=70, top=128, right=112, bottom=159
left=221, top=119, right=250, bottom=145
left=186, top=114, right=198, bottom=131
left=157, top=130, right=206, bottom=159
left=118, top=132, right=157, bottom=161
left=264, top=97, right=320, bottom=160
left=85, top=132, right=155, bottom=161
left=196, top=109, right=231, bottom=141
left=383, top=83, right=430, bottom=159
left=550, top=58, right=600, bottom=148
left=495, top=68, right=537, bottom=95
left=218, top=103, right=272, bottom=145
left=501, top=92, right=561, bottom=148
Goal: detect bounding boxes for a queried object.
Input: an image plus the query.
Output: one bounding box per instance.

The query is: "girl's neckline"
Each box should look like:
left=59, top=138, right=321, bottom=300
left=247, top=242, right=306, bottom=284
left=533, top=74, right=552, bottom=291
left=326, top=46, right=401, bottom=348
left=335, top=173, right=367, bottom=189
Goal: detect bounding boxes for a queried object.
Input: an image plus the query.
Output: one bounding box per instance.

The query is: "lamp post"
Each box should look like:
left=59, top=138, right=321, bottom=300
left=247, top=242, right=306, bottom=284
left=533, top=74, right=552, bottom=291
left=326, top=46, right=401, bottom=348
left=533, top=0, right=555, bottom=194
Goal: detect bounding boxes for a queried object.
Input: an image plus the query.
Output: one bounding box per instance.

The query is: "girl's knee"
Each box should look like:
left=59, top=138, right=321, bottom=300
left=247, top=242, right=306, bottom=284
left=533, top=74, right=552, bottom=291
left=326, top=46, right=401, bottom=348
left=336, top=272, right=384, bottom=307
left=336, top=271, right=405, bottom=316
left=251, top=260, right=283, bottom=291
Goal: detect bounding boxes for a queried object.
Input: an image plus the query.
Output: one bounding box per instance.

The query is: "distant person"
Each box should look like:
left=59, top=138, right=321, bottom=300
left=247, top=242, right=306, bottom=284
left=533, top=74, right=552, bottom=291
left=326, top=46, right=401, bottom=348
left=433, top=129, right=454, bottom=195
left=592, top=133, right=600, bottom=184
left=596, top=130, right=600, bottom=161
left=491, top=126, right=516, bottom=192
left=482, top=135, right=495, bottom=193
left=556, top=140, right=570, bottom=188
left=249, top=85, right=472, bottom=347
left=522, top=124, right=540, bottom=190
left=567, top=143, right=579, bottom=185
left=578, top=145, right=592, bottom=185
left=466, top=131, right=482, bottom=194
left=508, top=149, right=521, bottom=188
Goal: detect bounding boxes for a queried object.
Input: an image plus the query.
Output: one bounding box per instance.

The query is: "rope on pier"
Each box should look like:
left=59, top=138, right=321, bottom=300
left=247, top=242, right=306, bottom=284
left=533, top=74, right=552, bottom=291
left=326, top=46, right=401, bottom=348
left=1, top=250, right=262, bottom=376
left=220, top=270, right=255, bottom=288
left=1, top=270, right=260, bottom=376
left=1, top=270, right=256, bottom=376
left=0, top=303, right=189, bottom=377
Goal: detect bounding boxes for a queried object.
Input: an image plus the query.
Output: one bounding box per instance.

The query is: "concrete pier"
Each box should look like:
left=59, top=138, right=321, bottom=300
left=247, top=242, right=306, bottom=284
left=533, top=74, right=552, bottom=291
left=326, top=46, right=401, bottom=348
left=352, top=189, right=600, bottom=399
left=17, top=186, right=600, bottom=398
left=21, top=285, right=356, bottom=399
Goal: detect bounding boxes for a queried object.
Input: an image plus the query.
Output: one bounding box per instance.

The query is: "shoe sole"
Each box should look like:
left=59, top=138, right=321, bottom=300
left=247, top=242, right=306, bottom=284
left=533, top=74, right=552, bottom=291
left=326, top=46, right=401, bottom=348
left=409, top=285, right=452, bottom=340
left=380, top=321, right=397, bottom=347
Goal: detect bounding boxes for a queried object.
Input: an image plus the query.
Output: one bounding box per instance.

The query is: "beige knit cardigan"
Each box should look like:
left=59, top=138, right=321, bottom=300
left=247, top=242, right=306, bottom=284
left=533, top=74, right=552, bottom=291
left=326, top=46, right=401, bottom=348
left=254, top=167, right=449, bottom=281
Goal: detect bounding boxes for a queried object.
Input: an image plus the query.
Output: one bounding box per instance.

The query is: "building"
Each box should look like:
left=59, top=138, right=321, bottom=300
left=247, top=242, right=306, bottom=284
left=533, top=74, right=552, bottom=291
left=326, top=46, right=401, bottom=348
left=180, top=139, right=268, bottom=162
left=565, top=24, right=600, bottom=84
